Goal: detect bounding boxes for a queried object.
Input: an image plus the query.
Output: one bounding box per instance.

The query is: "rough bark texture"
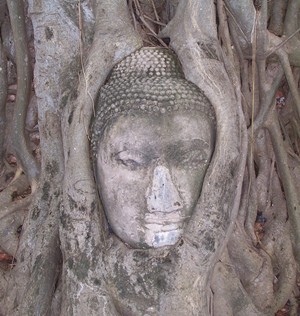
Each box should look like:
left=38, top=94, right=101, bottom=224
left=0, top=0, right=300, bottom=315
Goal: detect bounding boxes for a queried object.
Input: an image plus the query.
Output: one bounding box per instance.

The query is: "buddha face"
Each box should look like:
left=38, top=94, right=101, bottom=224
left=95, top=111, right=215, bottom=248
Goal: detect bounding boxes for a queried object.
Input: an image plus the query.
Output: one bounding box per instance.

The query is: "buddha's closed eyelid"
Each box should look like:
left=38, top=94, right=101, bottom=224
left=113, top=150, right=151, bottom=169
left=179, top=149, right=209, bottom=164
left=166, top=140, right=210, bottom=165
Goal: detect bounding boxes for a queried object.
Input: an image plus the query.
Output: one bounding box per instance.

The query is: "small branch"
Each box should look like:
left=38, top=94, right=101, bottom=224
left=250, top=12, right=258, bottom=159
left=217, top=0, right=234, bottom=64
left=255, top=129, right=271, bottom=213
left=139, top=15, right=168, bottom=47
left=78, top=0, right=94, bottom=118
left=7, top=0, right=39, bottom=189
left=223, top=5, right=248, bottom=44
left=252, top=64, right=284, bottom=135
left=150, top=0, right=160, bottom=22
left=223, top=0, right=255, bottom=46
left=143, top=14, right=166, bottom=27
left=0, top=39, right=7, bottom=170
left=276, top=49, right=300, bottom=119
left=133, top=0, right=168, bottom=47
left=266, top=110, right=300, bottom=265
left=128, top=0, right=137, bottom=30
left=244, top=150, right=258, bottom=243
left=266, top=27, right=300, bottom=58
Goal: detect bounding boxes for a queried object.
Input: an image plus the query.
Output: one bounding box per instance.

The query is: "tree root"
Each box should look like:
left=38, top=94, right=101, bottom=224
left=211, top=248, right=266, bottom=316
left=60, top=0, right=142, bottom=314
left=253, top=58, right=284, bottom=135
left=277, top=49, right=300, bottom=119
left=283, top=0, right=300, bottom=46
left=0, top=207, right=27, bottom=256
left=0, top=39, right=7, bottom=171
left=266, top=110, right=300, bottom=265
left=263, top=171, right=297, bottom=312
left=7, top=0, right=39, bottom=189
left=0, top=160, right=15, bottom=191
left=0, top=174, right=29, bottom=207
left=269, top=0, right=287, bottom=36
left=0, top=196, right=31, bottom=222
left=254, top=129, right=271, bottom=213
left=17, top=200, right=61, bottom=316
left=227, top=224, right=274, bottom=313
left=244, top=156, right=258, bottom=242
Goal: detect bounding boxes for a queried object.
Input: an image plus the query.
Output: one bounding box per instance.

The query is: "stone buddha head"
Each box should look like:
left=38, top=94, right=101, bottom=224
left=91, top=48, right=215, bottom=249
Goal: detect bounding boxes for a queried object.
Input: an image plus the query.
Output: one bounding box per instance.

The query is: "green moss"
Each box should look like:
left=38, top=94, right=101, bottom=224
left=90, top=201, right=96, bottom=213
left=197, top=41, right=219, bottom=60
left=67, top=257, right=74, bottom=269
left=32, top=254, right=43, bottom=273
left=41, top=181, right=50, bottom=201
left=61, top=2, right=78, bottom=27
left=67, top=194, right=78, bottom=209
left=68, top=109, right=74, bottom=125
left=45, top=26, right=54, bottom=40
left=59, top=56, right=80, bottom=109
left=113, top=264, right=133, bottom=299
left=93, top=278, right=101, bottom=286
left=142, top=263, right=169, bottom=294
left=75, top=253, right=90, bottom=281
left=60, top=94, right=69, bottom=109
left=60, top=211, right=73, bottom=231
left=203, top=233, right=215, bottom=252
left=45, top=160, right=59, bottom=177
left=133, top=251, right=150, bottom=261
left=31, top=206, right=41, bottom=220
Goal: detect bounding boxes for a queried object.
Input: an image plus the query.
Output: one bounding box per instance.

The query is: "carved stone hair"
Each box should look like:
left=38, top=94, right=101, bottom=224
left=91, top=47, right=215, bottom=156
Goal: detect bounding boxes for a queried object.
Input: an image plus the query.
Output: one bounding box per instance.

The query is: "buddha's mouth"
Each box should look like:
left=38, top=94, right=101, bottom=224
left=144, top=222, right=182, bottom=231
left=144, top=210, right=188, bottom=226
left=143, top=224, right=183, bottom=248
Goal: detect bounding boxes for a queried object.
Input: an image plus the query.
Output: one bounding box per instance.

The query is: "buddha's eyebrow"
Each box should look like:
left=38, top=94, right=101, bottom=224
left=167, top=139, right=209, bottom=155
left=168, top=138, right=209, bottom=151
left=113, top=147, right=157, bottom=159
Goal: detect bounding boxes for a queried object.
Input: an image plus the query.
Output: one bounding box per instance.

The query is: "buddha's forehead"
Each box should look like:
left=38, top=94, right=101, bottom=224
left=100, top=111, right=213, bottom=152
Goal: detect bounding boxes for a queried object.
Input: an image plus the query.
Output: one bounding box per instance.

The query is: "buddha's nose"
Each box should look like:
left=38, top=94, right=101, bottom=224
left=146, top=165, right=183, bottom=213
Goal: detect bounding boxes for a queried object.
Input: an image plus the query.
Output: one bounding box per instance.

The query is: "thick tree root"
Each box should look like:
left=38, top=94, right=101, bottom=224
left=212, top=249, right=266, bottom=316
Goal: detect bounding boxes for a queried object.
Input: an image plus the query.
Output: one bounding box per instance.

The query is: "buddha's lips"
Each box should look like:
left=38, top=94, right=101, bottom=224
left=144, top=211, right=188, bottom=226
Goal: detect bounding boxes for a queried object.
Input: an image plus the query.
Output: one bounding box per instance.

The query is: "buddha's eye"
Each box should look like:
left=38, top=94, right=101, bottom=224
left=119, top=158, right=140, bottom=169
left=114, top=150, right=149, bottom=170
left=179, top=150, right=208, bottom=166
left=166, top=139, right=210, bottom=168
